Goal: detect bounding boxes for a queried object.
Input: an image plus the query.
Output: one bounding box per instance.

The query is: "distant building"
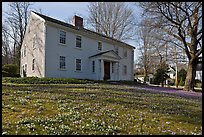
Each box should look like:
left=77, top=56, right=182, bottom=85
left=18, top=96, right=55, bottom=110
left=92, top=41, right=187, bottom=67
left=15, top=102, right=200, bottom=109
left=195, top=57, right=202, bottom=81
left=134, top=73, right=153, bottom=84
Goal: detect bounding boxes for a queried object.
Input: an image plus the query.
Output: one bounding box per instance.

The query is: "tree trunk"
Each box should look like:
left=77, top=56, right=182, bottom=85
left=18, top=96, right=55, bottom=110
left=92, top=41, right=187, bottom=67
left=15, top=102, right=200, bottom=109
left=184, top=59, right=197, bottom=91
left=144, top=68, right=147, bottom=83
left=161, top=81, right=164, bottom=87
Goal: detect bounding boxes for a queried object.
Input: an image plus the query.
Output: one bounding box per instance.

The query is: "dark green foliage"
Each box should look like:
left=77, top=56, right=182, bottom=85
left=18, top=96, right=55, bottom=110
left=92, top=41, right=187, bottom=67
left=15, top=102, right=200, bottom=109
left=2, top=71, right=9, bottom=77
left=2, top=77, right=143, bottom=86
left=2, top=64, right=20, bottom=77
left=195, top=79, right=202, bottom=88
left=2, top=77, right=93, bottom=84
left=179, top=77, right=185, bottom=86
left=178, top=68, right=187, bottom=86
left=152, top=63, right=170, bottom=86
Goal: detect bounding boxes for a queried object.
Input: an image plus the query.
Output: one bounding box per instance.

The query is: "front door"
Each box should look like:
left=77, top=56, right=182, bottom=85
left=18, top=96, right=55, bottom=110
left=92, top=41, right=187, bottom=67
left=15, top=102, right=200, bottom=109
left=104, top=61, right=110, bottom=80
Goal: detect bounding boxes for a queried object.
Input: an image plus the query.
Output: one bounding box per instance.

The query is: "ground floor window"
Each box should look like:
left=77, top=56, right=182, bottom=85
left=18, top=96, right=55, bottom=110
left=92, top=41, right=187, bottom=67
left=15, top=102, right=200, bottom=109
left=112, top=62, right=115, bottom=73
left=123, top=65, right=127, bottom=75
left=23, top=64, right=27, bottom=76
left=22, top=65, right=24, bottom=75
left=92, top=61, right=95, bottom=73
left=76, top=59, right=81, bottom=71
left=60, top=56, right=66, bottom=69
left=32, top=59, right=35, bottom=71
left=25, top=64, right=27, bottom=73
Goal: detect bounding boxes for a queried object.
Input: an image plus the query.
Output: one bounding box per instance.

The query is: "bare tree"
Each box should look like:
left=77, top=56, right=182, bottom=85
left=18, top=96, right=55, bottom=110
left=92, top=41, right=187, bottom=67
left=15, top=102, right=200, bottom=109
left=136, top=19, right=154, bottom=83
left=2, top=24, right=13, bottom=65
left=87, top=2, right=136, bottom=42
left=4, top=2, right=33, bottom=65
left=140, top=2, right=202, bottom=91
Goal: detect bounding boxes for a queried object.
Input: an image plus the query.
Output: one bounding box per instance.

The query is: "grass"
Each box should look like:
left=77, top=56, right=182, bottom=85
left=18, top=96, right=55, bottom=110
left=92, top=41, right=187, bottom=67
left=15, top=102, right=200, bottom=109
left=2, top=78, right=202, bottom=135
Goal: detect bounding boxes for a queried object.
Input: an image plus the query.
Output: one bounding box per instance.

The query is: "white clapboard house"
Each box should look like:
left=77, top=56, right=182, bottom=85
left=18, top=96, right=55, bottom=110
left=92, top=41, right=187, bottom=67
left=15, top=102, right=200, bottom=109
left=20, top=11, right=135, bottom=81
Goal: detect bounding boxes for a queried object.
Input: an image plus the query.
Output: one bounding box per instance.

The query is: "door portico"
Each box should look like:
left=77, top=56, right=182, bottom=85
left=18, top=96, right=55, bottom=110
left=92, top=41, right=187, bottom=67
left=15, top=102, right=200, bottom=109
left=89, top=50, right=121, bottom=81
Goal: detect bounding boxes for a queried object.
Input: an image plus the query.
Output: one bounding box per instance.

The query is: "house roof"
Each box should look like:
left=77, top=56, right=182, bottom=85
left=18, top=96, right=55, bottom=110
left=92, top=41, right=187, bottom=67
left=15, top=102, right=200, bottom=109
left=89, top=50, right=121, bottom=59
left=32, top=11, right=135, bottom=49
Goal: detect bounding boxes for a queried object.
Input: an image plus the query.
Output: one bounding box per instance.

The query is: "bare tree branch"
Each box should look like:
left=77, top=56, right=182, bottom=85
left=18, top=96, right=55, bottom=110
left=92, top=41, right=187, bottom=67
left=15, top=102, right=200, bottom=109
left=87, top=2, right=136, bottom=41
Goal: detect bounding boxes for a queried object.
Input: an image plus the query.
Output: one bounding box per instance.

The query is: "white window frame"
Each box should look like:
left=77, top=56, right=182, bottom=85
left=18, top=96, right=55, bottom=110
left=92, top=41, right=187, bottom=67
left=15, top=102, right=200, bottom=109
left=124, top=49, right=127, bottom=58
left=92, top=61, right=95, bottom=73
left=33, top=34, right=37, bottom=49
left=21, top=47, right=23, bottom=57
left=98, top=41, right=102, bottom=51
left=28, top=26, right=30, bottom=33
left=24, top=44, right=26, bottom=57
left=76, top=35, right=82, bottom=48
left=123, top=65, right=127, bottom=75
left=76, top=59, right=82, bottom=71
left=32, top=59, right=35, bottom=71
left=115, top=47, right=119, bottom=55
left=112, top=62, right=114, bottom=73
left=25, top=64, right=27, bottom=73
left=22, top=65, right=24, bottom=75
left=59, top=56, right=66, bottom=69
left=59, top=30, right=66, bottom=45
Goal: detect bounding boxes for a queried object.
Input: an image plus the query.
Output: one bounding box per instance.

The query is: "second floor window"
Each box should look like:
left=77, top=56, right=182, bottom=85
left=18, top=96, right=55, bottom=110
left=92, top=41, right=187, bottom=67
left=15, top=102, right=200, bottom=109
left=60, top=56, right=66, bottom=69
left=124, top=49, right=127, bottom=57
left=98, top=41, right=102, bottom=51
left=24, top=46, right=26, bottom=57
left=115, top=47, right=119, bottom=55
left=76, top=59, right=81, bottom=71
left=59, top=30, right=66, bottom=44
left=33, top=34, right=37, bottom=49
left=76, top=35, right=81, bottom=48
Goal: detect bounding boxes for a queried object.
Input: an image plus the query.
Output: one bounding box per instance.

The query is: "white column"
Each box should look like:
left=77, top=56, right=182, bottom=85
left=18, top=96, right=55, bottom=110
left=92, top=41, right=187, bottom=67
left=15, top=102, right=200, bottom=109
left=117, top=62, right=119, bottom=80
left=100, top=59, right=104, bottom=80
left=110, top=62, right=113, bottom=80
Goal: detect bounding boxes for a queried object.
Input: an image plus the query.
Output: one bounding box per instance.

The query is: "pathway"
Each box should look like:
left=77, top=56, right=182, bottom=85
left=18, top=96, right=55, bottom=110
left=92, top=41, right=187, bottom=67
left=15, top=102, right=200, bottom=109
left=129, top=85, right=202, bottom=101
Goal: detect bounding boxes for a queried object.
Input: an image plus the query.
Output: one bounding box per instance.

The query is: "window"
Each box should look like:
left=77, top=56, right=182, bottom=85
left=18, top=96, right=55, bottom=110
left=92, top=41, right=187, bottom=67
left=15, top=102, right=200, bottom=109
left=59, top=30, right=66, bottom=44
left=131, top=50, right=134, bottom=59
left=98, top=41, right=102, bottom=51
left=99, top=59, right=101, bottom=72
left=21, top=48, right=23, bottom=57
left=92, top=61, right=95, bottom=73
left=123, top=65, right=127, bottom=75
left=112, top=63, right=114, bottom=73
left=76, top=59, right=81, bottom=71
left=59, top=56, right=66, bottom=69
left=32, top=59, right=35, bottom=71
left=115, top=47, right=119, bottom=55
left=22, top=65, right=24, bottom=75
left=28, top=27, right=30, bottom=33
left=124, top=49, right=127, bottom=57
left=24, top=45, right=26, bottom=57
left=33, top=34, right=37, bottom=49
left=25, top=64, right=27, bottom=73
left=76, top=35, right=81, bottom=48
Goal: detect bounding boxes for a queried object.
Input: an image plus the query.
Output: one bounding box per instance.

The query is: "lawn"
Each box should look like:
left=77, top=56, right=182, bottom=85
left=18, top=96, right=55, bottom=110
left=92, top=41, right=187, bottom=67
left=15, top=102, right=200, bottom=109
left=2, top=78, right=202, bottom=135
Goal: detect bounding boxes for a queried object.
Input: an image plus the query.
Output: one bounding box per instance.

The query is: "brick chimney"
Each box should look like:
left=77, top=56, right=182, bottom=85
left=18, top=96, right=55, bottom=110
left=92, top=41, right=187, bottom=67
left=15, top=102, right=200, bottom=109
left=72, top=15, right=83, bottom=28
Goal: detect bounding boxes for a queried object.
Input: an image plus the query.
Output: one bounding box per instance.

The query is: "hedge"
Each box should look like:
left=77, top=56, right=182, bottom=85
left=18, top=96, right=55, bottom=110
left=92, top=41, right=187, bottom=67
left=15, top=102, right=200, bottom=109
left=2, top=77, right=93, bottom=84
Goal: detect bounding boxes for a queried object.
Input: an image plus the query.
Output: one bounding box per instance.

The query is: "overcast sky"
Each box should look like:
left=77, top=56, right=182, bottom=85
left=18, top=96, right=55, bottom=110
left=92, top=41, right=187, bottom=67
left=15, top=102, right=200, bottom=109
left=2, top=2, right=141, bottom=61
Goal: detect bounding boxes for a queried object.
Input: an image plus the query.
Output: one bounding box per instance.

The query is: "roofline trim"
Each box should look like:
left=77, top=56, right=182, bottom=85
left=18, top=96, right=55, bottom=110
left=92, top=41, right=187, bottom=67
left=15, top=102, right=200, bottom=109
left=31, top=11, right=135, bottom=49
